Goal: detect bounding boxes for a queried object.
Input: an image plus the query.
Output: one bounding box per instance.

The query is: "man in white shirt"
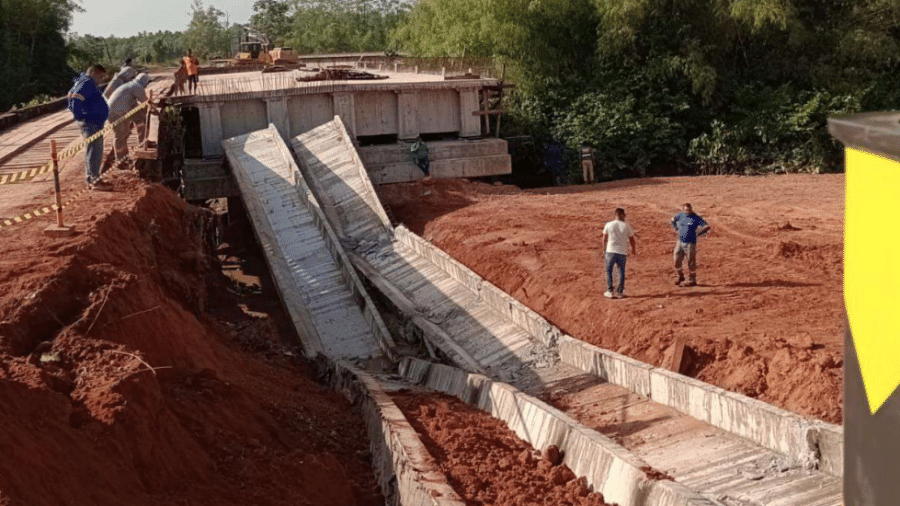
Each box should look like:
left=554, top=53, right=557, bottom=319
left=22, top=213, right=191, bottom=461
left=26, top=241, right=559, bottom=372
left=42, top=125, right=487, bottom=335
left=601, top=208, right=637, bottom=298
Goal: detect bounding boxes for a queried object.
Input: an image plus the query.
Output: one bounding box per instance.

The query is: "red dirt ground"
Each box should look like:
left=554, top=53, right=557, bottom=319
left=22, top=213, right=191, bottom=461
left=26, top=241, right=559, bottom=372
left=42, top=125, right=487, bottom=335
left=376, top=175, right=845, bottom=424
left=392, top=389, right=614, bottom=506
left=0, top=173, right=382, bottom=506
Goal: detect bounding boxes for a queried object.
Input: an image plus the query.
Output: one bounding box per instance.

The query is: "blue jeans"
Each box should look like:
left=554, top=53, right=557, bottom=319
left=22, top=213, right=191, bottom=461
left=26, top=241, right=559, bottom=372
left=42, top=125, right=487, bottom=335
left=605, top=252, right=627, bottom=294
left=80, top=121, right=104, bottom=185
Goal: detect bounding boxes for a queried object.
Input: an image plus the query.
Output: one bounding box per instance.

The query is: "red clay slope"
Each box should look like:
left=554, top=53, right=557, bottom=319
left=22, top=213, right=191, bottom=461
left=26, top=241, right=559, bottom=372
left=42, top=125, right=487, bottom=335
left=0, top=174, right=382, bottom=506
left=377, top=175, right=844, bottom=424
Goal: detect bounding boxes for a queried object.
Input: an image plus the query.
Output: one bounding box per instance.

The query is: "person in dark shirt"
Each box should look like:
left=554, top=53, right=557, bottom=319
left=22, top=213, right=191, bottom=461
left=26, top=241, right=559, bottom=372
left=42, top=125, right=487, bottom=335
left=410, top=136, right=430, bottom=179
left=67, top=64, right=111, bottom=190
left=671, top=203, right=710, bottom=286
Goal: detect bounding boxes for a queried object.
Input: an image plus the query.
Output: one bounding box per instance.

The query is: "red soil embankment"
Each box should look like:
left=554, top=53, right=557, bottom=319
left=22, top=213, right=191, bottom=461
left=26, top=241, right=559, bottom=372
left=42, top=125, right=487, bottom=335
left=0, top=174, right=382, bottom=506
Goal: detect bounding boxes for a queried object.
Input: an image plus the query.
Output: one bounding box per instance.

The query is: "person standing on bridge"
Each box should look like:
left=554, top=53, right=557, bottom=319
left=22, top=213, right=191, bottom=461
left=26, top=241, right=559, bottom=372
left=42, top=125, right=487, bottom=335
left=671, top=203, right=710, bottom=286
left=67, top=64, right=112, bottom=191
left=107, top=73, right=152, bottom=168
left=103, top=58, right=138, bottom=99
left=183, top=50, right=200, bottom=94
left=602, top=208, right=637, bottom=299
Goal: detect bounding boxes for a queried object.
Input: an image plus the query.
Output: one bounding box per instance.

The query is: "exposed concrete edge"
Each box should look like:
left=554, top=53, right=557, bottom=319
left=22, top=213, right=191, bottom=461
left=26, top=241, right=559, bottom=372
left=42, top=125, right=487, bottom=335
left=322, top=359, right=466, bottom=506
left=392, top=225, right=561, bottom=349
left=280, top=128, right=398, bottom=361
left=558, top=335, right=653, bottom=397
left=222, top=129, right=327, bottom=358
left=398, top=357, right=718, bottom=506
left=290, top=117, right=393, bottom=245
left=348, top=251, right=485, bottom=375
left=390, top=225, right=843, bottom=477
left=563, top=335, right=842, bottom=476
left=329, top=115, right=394, bottom=232
left=176, top=79, right=499, bottom=106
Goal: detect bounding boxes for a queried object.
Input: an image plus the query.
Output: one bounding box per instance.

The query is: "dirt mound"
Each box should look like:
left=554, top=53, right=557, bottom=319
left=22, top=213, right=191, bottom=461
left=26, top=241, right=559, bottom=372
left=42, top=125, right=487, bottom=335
left=375, top=178, right=520, bottom=234
left=392, top=389, right=613, bottom=506
left=379, top=174, right=845, bottom=423
left=0, top=176, right=381, bottom=506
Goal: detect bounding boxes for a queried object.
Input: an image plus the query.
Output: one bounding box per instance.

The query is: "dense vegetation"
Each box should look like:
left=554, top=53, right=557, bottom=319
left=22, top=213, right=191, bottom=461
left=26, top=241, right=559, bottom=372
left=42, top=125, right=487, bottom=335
left=4, top=0, right=899, bottom=177
left=251, top=0, right=409, bottom=54
left=396, top=0, right=900, bottom=176
left=0, top=0, right=81, bottom=111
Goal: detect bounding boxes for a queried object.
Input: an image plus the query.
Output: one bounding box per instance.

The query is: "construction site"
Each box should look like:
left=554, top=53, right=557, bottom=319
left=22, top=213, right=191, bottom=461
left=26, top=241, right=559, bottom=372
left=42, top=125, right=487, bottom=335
left=0, top=60, right=845, bottom=506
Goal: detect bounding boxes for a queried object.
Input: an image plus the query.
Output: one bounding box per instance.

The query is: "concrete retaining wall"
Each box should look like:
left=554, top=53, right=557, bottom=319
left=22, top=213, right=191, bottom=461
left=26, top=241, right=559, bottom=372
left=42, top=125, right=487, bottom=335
left=398, top=357, right=718, bottom=506
left=325, top=360, right=466, bottom=506
left=389, top=226, right=843, bottom=477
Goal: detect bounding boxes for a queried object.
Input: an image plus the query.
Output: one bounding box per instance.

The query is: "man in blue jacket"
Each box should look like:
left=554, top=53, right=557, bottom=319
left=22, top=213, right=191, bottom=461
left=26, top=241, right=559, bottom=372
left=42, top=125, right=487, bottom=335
left=68, top=64, right=111, bottom=190
left=671, top=203, right=710, bottom=286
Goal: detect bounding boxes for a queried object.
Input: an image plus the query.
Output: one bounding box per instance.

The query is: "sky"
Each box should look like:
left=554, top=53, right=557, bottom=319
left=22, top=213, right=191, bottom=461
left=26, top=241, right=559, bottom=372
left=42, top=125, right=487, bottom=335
left=70, top=0, right=255, bottom=37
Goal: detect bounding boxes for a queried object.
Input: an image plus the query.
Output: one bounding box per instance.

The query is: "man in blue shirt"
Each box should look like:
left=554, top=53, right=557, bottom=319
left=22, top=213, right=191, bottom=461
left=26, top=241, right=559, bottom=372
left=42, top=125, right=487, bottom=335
left=671, top=203, right=710, bottom=286
left=68, top=64, right=111, bottom=190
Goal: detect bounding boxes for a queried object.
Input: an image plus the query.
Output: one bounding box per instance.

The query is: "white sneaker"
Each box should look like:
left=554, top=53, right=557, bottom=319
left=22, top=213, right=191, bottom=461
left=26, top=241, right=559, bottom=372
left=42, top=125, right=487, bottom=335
left=604, top=291, right=615, bottom=299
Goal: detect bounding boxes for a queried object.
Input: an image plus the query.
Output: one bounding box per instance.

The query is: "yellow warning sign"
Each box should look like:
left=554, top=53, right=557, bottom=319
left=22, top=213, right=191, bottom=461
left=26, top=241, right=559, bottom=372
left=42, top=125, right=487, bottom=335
left=845, top=147, right=900, bottom=414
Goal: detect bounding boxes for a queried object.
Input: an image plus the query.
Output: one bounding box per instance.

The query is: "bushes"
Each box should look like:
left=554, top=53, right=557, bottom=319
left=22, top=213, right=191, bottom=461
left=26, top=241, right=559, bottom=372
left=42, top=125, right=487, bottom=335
left=689, top=88, right=862, bottom=174
left=555, top=92, right=688, bottom=178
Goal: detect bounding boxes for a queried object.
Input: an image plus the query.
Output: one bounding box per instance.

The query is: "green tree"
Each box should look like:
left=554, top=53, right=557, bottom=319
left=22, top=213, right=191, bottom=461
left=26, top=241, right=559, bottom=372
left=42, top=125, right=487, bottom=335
left=395, top=0, right=900, bottom=176
left=184, top=0, right=233, bottom=59
left=0, top=0, right=82, bottom=110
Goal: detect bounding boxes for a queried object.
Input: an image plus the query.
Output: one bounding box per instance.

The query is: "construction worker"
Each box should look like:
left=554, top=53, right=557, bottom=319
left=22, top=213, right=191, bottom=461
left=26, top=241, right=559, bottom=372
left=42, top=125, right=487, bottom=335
left=542, top=140, right=568, bottom=186
left=671, top=203, right=711, bottom=286
left=67, top=63, right=111, bottom=191
left=106, top=73, right=152, bottom=167
left=410, top=136, right=431, bottom=180
left=183, top=49, right=200, bottom=94
left=103, top=58, right=138, bottom=99
left=601, top=208, right=637, bottom=298
left=171, top=59, right=187, bottom=95
left=581, top=145, right=595, bottom=184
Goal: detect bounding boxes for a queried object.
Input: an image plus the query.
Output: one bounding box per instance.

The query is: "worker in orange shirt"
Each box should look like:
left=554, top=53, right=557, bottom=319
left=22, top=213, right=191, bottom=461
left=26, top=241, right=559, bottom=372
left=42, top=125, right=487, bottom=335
left=183, top=49, right=200, bottom=94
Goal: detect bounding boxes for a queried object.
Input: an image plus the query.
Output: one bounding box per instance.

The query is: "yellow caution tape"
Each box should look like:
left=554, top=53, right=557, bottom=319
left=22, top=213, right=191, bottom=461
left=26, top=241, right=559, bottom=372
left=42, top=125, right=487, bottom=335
left=0, top=102, right=153, bottom=231
left=0, top=187, right=89, bottom=230
left=0, top=102, right=150, bottom=186
left=845, top=147, right=900, bottom=414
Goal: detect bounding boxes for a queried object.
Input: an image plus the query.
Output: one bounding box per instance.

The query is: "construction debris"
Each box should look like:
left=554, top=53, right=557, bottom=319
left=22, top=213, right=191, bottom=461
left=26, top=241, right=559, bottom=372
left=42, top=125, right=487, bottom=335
left=295, top=67, right=389, bottom=82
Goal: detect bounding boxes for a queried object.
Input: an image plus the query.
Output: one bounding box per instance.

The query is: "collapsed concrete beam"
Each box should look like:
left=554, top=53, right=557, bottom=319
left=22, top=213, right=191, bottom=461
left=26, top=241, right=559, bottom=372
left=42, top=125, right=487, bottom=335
left=323, top=359, right=466, bottom=506
left=223, top=125, right=393, bottom=362
left=398, top=357, right=718, bottom=506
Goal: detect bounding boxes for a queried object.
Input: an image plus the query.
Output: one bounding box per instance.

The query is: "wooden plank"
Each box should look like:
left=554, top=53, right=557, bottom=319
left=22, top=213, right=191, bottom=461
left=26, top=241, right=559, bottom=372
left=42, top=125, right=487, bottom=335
left=668, top=336, right=686, bottom=374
